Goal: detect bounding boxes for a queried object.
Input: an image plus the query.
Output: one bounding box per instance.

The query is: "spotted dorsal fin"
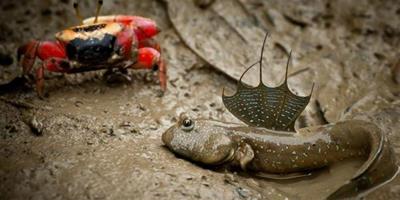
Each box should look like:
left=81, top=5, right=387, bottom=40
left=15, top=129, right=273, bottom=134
left=222, top=33, right=314, bottom=132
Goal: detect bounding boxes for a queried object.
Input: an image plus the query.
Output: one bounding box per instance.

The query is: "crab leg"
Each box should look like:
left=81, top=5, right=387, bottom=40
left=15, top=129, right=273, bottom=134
left=35, top=65, right=45, bottom=97
left=18, top=40, right=67, bottom=96
left=18, top=40, right=40, bottom=74
left=158, top=58, right=167, bottom=91
left=18, top=41, right=66, bottom=74
left=35, top=57, right=72, bottom=97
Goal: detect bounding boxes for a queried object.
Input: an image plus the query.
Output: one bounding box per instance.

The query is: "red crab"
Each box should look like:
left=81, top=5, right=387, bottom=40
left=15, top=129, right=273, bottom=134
left=17, top=0, right=166, bottom=97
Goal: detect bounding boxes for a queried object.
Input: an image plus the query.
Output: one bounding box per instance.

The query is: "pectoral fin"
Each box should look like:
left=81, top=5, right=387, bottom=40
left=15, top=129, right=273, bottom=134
left=234, top=143, right=254, bottom=170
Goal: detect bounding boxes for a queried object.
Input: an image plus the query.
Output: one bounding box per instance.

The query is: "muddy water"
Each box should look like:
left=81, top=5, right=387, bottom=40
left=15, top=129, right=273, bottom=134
left=264, top=160, right=363, bottom=199
left=1, top=0, right=400, bottom=199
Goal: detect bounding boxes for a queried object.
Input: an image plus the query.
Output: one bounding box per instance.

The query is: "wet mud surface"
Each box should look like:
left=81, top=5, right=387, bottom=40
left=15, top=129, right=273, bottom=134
left=0, top=0, right=400, bottom=199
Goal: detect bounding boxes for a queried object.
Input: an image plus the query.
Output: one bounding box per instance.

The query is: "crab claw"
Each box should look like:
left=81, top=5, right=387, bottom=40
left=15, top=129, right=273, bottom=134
left=131, top=47, right=167, bottom=91
left=132, top=16, right=160, bottom=41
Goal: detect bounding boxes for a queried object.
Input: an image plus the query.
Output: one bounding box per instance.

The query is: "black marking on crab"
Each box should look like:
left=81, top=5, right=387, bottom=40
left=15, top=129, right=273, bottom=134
left=66, top=33, right=117, bottom=65
left=72, top=24, right=107, bottom=33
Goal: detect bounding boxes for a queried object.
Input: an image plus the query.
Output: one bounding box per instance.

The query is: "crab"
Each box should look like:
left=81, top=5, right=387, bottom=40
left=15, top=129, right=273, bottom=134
left=17, top=0, right=166, bottom=97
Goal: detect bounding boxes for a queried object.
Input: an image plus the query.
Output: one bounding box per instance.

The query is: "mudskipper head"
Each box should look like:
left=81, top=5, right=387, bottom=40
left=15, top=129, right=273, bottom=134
left=162, top=113, right=235, bottom=165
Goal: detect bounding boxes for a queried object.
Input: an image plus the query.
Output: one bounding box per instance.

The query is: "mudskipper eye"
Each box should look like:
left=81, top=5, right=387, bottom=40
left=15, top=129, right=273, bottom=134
left=181, top=119, right=194, bottom=131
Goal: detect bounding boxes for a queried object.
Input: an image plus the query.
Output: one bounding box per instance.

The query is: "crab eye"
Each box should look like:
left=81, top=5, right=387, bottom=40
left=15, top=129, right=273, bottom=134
left=181, top=119, right=195, bottom=131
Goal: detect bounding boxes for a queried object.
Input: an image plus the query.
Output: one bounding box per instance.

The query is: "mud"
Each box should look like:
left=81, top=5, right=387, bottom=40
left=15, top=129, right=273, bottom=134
left=0, top=0, right=399, bottom=199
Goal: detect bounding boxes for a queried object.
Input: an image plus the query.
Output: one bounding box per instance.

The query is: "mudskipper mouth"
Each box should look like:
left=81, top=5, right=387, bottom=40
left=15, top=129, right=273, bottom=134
left=161, top=126, right=175, bottom=146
